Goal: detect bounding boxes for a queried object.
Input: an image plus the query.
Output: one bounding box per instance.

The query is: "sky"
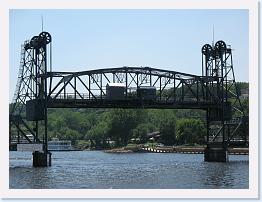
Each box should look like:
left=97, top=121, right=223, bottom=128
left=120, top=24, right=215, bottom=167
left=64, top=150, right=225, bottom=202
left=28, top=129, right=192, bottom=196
left=9, top=9, right=249, bottom=101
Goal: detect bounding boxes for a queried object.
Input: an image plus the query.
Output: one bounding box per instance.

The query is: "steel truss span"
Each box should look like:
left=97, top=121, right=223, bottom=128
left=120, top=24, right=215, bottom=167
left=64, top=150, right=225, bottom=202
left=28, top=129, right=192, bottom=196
left=10, top=31, right=248, bottom=158
left=45, top=66, right=221, bottom=109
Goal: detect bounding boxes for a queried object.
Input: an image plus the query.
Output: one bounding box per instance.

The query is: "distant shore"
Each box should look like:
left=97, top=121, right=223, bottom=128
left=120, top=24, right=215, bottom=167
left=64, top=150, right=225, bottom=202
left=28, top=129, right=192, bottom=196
left=104, top=146, right=249, bottom=155
left=9, top=144, right=249, bottom=155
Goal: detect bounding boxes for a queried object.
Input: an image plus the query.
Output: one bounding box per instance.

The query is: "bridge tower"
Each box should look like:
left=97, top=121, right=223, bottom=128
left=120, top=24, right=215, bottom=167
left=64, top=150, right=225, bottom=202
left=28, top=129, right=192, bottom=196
left=10, top=32, right=52, bottom=166
left=201, top=40, right=248, bottom=162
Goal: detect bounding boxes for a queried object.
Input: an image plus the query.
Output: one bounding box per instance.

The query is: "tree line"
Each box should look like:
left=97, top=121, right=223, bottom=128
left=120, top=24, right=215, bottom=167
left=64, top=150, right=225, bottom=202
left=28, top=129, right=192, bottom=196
left=47, top=108, right=207, bottom=149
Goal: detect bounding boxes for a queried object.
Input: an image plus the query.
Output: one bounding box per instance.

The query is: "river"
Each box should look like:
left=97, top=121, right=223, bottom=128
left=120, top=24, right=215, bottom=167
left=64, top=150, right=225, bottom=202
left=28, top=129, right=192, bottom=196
left=9, top=151, right=249, bottom=189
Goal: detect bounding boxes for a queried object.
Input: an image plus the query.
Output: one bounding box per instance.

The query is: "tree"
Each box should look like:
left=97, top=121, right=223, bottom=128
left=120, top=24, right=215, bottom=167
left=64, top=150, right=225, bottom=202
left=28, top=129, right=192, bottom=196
left=176, top=118, right=206, bottom=145
left=132, top=123, right=156, bottom=143
left=159, top=118, right=176, bottom=145
left=107, top=109, right=146, bottom=146
left=87, top=120, right=110, bottom=149
left=147, top=109, right=176, bottom=145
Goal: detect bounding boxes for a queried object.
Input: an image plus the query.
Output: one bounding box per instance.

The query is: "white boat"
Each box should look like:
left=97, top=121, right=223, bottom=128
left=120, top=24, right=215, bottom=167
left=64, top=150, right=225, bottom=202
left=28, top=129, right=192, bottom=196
left=48, top=138, right=72, bottom=151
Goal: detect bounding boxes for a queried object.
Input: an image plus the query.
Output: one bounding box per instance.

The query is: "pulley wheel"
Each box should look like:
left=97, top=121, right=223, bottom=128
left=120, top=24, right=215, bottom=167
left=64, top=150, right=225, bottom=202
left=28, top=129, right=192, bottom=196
left=30, top=36, right=40, bottom=49
left=215, top=40, right=226, bottom=54
left=201, top=44, right=213, bottom=56
left=39, top=31, right=52, bottom=45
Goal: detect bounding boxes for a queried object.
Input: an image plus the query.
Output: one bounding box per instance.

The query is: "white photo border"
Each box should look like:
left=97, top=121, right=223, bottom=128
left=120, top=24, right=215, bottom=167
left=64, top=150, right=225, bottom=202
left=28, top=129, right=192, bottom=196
left=0, top=0, right=259, bottom=199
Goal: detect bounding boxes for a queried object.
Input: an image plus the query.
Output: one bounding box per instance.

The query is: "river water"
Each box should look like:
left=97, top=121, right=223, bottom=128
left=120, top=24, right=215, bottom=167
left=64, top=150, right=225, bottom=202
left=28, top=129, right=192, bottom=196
left=9, top=151, right=248, bottom=189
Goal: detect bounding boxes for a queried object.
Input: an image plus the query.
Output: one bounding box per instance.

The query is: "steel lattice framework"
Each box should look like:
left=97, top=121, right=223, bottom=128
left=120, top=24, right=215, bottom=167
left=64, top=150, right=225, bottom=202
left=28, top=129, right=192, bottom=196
left=45, top=67, right=221, bottom=109
left=202, top=41, right=248, bottom=148
left=10, top=32, right=51, bottom=153
left=10, top=32, right=248, bottom=151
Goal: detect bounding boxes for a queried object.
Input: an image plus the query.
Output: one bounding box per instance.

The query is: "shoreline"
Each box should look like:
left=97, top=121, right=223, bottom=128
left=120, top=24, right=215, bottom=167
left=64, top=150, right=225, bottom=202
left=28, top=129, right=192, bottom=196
left=9, top=145, right=249, bottom=155
left=104, top=146, right=249, bottom=155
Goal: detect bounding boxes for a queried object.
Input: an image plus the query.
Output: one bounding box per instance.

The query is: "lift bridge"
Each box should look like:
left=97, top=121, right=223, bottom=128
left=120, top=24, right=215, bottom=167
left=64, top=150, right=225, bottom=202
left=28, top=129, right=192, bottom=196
left=9, top=32, right=248, bottom=166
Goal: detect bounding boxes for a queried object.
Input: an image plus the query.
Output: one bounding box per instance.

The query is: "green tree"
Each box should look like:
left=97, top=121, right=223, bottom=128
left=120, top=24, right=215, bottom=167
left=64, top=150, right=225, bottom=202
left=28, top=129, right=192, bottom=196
left=107, top=109, right=146, bottom=146
left=132, top=123, right=156, bottom=143
left=159, top=118, right=176, bottom=145
left=87, top=120, right=110, bottom=148
left=176, top=118, right=206, bottom=145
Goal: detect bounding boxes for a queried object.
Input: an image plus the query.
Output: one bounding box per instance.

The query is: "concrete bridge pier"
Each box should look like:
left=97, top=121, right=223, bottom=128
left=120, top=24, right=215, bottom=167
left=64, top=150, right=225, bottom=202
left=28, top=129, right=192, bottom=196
left=32, top=151, right=52, bottom=167
left=204, top=143, right=228, bottom=162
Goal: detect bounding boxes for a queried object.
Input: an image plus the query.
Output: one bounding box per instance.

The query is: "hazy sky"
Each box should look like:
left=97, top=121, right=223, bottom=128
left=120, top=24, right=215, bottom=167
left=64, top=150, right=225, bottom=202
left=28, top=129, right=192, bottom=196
left=9, top=9, right=248, bottom=101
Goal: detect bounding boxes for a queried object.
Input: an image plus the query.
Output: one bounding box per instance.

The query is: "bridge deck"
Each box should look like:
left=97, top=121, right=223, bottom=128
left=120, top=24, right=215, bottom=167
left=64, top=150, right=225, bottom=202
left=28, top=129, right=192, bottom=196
left=47, top=98, right=217, bottom=109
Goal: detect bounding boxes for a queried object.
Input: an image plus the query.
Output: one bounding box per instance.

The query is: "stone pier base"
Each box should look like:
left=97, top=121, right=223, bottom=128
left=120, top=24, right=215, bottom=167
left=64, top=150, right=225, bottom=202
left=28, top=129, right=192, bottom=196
left=204, top=143, right=228, bottom=162
left=32, top=151, right=52, bottom=167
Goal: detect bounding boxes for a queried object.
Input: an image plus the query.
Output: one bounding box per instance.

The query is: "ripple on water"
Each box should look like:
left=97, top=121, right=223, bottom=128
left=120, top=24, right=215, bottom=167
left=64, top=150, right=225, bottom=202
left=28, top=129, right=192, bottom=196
left=9, top=151, right=249, bottom=189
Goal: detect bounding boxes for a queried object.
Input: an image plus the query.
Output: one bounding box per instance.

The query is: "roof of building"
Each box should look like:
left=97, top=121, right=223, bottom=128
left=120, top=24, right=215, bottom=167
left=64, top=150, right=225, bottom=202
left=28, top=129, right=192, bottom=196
left=106, top=83, right=126, bottom=87
left=147, top=131, right=161, bottom=138
left=137, top=86, right=156, bottom=89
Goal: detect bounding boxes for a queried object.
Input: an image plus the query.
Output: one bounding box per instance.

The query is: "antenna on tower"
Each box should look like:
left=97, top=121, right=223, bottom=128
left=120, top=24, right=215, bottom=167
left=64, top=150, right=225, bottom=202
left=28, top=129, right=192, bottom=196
left=212, top=24, right=215, bottom=47
left=41, top=15, right=44, bottom=32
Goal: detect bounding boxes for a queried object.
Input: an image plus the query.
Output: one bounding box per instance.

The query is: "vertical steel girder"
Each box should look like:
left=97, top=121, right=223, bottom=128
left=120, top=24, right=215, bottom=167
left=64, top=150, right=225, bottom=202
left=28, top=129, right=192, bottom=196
left=202, top=41, right=248, bottom=147
left=10, top=32, right=52, bottom=149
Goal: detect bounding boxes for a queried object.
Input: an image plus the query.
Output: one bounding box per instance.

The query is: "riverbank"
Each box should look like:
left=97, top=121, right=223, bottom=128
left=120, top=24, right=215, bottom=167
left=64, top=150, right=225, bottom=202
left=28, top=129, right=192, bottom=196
left=104, top=144, right=144, bottom=153
left=104, top=147, right=135, bottom=153
left=104, top=146, right=249, bottom=155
